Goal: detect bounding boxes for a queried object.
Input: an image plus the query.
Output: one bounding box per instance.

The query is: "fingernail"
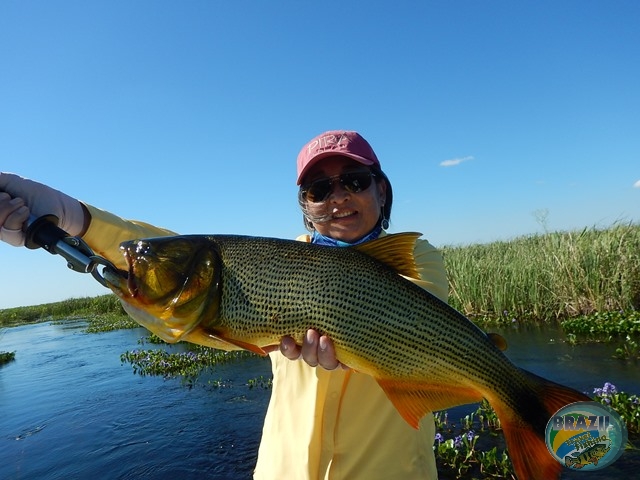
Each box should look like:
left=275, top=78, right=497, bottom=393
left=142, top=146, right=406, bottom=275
left=319, top=336, right=328, bottom=351
left=9, top=197, right=24, bottom=206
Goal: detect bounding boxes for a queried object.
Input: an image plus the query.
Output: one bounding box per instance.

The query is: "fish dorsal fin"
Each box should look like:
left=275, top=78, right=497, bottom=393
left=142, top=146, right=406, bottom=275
left=353, top=232, right=422, bottom=280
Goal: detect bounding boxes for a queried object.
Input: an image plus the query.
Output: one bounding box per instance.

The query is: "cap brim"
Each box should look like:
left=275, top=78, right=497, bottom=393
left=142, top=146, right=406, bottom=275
left=297, top=152, right=377, bottom=185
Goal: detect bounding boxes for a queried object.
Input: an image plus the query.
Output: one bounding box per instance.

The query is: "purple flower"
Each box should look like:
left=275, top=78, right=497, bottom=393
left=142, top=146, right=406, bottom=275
left=434, top=433, right=444, bottom=444
left=602, top=382, right=617, bottom=395
left=454, top=435, right=463, bottom=448
left=466, top=430, right=475, bottom=442
left=593, top=387, right=604, bottom=396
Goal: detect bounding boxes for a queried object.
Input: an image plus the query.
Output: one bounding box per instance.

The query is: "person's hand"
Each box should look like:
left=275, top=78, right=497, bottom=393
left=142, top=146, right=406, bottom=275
left=280, top=329, right=347, bottom=370
left=0, top=172, right=87, bottom=247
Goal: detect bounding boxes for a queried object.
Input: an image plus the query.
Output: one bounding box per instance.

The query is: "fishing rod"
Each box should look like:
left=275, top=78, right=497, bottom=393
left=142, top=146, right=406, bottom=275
left=23, top=214, right=125, bottom=287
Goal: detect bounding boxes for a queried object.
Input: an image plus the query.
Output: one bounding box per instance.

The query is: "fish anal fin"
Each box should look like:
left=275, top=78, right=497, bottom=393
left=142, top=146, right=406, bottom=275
left=353, top=232, right=422, bottom=280
left=376, top=379, right=483, bottom=429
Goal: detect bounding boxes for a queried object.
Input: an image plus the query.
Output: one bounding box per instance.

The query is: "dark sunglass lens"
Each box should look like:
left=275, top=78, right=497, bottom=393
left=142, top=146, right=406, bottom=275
left=341, top=172, right=373, bottom=193
left=305, top=178, right=332, bottom=202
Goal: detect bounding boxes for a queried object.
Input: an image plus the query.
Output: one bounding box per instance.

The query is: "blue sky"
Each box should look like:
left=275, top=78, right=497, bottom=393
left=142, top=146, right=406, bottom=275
left=1, top=0, right=639, bottom=309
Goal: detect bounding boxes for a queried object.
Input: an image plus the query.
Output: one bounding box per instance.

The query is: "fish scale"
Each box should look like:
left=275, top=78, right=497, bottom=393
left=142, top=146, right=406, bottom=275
left=105, top=232, right=592, bottom=480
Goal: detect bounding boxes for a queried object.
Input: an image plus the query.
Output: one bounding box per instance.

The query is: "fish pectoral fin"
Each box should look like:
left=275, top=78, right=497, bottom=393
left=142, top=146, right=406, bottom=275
left=376, top=379, right=483, bottom=429
left=207, top=332, right=268, bottom=356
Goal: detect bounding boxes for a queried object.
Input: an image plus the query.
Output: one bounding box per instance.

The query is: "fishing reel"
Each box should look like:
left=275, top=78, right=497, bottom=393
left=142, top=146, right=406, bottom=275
left=24, top=214, right=123, bottom=287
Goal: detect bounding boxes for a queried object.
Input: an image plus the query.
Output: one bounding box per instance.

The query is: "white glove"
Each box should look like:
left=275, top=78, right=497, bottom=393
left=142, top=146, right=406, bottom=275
left=0, top=172, right=86, bottom=247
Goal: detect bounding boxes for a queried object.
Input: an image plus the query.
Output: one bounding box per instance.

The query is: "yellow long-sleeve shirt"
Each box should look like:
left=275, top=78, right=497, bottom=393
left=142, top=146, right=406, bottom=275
left=81, top=205, right=448, bottom=480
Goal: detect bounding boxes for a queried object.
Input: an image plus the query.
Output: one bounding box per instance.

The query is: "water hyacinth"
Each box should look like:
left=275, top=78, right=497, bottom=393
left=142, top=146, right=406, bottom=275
left=593, top=381, right=640, bottom=433
left=120, top=343, right=258, bottom=386
left=433, top=402, right=513, bottom=478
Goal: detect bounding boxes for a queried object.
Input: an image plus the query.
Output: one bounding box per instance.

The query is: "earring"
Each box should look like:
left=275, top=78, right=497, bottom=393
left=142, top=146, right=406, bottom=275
left=380, top=207, right=389, bottom=231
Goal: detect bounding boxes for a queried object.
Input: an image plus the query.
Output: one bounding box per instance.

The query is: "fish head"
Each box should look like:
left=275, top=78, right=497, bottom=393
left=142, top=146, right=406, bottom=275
left=103, top=236, right=221, bottom=343
left=592, top=443, right=611, bottom=458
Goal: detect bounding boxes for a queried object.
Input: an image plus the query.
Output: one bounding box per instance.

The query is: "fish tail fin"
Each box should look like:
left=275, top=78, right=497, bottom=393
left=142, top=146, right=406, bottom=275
left=492, top=370, right=591, bottom=480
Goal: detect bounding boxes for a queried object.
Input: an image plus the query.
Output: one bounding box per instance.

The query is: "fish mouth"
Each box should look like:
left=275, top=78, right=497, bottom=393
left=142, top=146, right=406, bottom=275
left=102, top=266, right=130, bottom=295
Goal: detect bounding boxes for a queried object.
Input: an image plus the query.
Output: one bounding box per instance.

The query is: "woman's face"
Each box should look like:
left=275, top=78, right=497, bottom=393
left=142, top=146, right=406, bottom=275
left=301, top=157, right=386, bottom=243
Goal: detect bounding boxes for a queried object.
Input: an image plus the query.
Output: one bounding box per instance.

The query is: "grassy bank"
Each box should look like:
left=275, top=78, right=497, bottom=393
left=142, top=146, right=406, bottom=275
left=443, top=222, right=640, bottom=323
left=0, top=293, right=132, bottom=328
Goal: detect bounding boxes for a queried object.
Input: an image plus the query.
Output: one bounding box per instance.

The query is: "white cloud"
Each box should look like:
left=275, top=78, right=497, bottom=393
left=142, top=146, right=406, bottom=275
left=634, top=179, right=640, bottom=188
left=440, top=156, right=474, bottom=167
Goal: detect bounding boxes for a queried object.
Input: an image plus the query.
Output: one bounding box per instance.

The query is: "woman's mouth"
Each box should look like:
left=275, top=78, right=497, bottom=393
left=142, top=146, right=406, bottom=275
left=331, top=209, right=357, bottom=220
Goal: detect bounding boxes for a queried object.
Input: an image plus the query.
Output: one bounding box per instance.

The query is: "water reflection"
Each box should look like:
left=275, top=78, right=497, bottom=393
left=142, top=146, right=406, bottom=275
left=0, top=321, right=638, bottom=479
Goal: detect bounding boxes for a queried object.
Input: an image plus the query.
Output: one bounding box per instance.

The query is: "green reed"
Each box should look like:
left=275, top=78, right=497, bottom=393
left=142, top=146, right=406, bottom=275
left=0, top=294, right=128, bottom=327
left=443, top=223, right=640, bottom=322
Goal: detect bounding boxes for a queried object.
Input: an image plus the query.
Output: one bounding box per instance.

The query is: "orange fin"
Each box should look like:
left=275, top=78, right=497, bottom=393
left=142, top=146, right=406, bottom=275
left=353, top=232, right=423, bottom=280
left=376, top=379, right=483, bottom=429
left=216, top=336, right=268, bottom=356
left=196, top=328, right=268, bottom=356
left=487, top=332, right=508, bottom=351
left=490, top=371, right=591, bottom=480
left=500, top=419, right=563, bottom=479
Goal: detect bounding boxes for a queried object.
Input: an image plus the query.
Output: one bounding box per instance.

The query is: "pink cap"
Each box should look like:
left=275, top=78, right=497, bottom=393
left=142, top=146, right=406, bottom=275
left=296, top=130, right=380, bottom=184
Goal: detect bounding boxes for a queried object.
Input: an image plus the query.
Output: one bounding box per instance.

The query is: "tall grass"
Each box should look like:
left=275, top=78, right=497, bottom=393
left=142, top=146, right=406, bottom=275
left=0, top=294, right=126, bottom=327
left=443, top=222, right=640, bottom=321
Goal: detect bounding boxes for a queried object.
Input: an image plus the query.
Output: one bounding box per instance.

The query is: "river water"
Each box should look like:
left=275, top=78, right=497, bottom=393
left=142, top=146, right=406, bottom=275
left=1, top=321, right=638, bottom=479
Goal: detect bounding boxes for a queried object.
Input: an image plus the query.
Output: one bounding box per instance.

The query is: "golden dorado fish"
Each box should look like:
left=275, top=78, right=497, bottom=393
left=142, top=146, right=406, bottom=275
left=103, top=232, right=590, bottom=480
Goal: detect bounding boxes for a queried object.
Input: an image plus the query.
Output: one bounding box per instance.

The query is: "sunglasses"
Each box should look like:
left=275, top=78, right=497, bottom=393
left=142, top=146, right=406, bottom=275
left=300, top=171, right=377, bottom=203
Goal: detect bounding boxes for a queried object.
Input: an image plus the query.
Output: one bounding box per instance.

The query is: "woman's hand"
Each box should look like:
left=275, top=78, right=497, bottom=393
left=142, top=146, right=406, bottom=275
left=0, top=172, right=87, bottom=246
left=280, top=329, right=346, bottom=370
left=0, top=192, right=29, bottom=245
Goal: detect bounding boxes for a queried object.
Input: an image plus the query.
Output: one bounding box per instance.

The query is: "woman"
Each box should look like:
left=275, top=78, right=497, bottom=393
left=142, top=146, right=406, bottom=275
left=0, top=130, right=448, bottom=479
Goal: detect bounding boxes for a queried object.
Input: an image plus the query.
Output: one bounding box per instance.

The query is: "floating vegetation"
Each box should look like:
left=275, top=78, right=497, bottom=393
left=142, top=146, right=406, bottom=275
left=247, top=375, right=273, bottom=389
left=433, top=400, right=514, bottom=479
left=562, top=310, right=640, bottom=338
left=120, top=343, right=259, bottom=387
left=613, top=336, right=640, bottom=361
left=0, top=350, right=15, bottom=366
left=592, top=382, right=640, bottom=434
left=561, top=310, right=640, bottom=360
left=84, top=313, right=139, bottom=333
